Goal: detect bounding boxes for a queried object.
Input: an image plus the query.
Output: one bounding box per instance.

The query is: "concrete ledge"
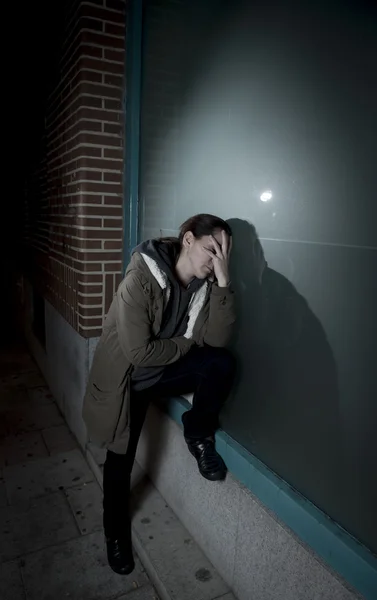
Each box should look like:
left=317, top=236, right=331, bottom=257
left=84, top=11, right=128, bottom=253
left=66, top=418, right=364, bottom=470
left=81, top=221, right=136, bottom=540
left=153, top=396, right=376, bottom=600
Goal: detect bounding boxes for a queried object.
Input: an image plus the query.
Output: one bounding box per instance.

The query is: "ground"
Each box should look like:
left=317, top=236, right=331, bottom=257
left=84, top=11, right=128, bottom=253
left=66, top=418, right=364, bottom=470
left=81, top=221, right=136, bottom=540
left=0, top=339, right=159, bottom=600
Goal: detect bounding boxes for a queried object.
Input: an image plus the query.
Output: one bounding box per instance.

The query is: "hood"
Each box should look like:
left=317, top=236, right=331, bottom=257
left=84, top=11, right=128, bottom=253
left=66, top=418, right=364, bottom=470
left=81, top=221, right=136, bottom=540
left=133, top=238, right=204, bottom=293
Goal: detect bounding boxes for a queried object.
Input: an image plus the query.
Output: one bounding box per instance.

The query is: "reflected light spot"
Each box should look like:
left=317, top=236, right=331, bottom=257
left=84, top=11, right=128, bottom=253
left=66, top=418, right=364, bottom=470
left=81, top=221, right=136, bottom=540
left=260, top=190, right=273, bottom=202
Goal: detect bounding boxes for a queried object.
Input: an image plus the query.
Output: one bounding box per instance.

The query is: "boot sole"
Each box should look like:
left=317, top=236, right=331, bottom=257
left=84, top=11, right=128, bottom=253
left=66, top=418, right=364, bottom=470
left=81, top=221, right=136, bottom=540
left=109, top=561, right=135, bottom=576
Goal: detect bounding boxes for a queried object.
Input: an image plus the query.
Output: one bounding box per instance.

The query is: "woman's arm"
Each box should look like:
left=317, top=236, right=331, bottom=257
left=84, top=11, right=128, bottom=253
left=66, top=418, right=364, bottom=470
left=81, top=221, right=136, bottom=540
left=202, top=231, right=236, bottom=347
left=115, top=271, right=194, bottom=367
left=203, top=283, right=236, bottom=347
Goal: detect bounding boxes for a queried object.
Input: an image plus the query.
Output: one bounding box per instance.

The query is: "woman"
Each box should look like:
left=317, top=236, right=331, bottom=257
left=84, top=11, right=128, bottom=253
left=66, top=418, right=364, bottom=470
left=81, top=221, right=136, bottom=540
left=83, top=213, right=236, bottom=575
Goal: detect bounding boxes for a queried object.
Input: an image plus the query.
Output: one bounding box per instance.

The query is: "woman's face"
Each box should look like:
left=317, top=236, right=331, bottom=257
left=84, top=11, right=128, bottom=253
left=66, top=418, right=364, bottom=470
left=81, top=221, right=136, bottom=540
left=183, top=229, right=224, bottom=279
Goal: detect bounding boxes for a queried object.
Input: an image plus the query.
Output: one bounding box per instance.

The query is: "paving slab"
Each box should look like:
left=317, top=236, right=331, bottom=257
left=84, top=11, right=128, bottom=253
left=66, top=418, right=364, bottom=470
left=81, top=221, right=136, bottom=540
left=0, top=388, right=30, bottom=414
left=27, top=386, right=54, bottom=405
left=131, top=475, right=229, bottom=600
left=0, top=560, right=26, bottom=600
left=0, top=431, right=48, bottom=467
left=65, top=480, right=103, bottom=535
left=0, top=490, right=78, bottom=562
left=3, top=402, right=64, bottom=435
left=4, top=449, right=94, bottom=505
left=42, top=423, right=78, bottom=455
left=0, top=472, right=7, bottom=507
left=117, top=584, right=161, bottom=599
left=21, top=530, right=149, bottom=600
left=0, top=371, right=46, bottom=390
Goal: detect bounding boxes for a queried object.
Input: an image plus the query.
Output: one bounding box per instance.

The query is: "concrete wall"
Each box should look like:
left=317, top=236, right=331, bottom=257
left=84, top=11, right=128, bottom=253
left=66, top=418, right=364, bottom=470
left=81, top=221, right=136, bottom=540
left=23, top=278, right=99, bottom=449
left=136, top=403, right=360, bottom=600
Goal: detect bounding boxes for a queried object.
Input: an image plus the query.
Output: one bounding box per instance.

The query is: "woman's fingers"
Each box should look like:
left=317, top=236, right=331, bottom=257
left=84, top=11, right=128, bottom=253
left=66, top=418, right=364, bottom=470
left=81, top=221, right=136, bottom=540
left=210, top=235, right=223, bottom=257
left=221, top=230, right=228, bottom=257
left=228, top=235, right=233, bottom=258
left=203, top=247, right=217, bottom=260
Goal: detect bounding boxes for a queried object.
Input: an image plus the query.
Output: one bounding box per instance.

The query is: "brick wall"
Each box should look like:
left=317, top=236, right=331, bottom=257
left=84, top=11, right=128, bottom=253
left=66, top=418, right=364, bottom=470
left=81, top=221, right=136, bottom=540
left=24, top=0, right=127, bottom=338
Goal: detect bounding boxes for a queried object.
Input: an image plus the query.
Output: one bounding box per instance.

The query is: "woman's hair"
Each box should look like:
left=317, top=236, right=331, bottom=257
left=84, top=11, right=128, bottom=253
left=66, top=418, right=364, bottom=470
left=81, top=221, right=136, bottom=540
left=159, top=214, right=232, bottom=259
left=178, top=213, right=232, bottom=245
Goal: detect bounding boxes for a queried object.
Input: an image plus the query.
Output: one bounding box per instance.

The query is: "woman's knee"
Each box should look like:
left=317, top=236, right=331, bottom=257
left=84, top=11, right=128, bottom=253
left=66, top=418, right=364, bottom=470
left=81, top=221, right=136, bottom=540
left=201, top=345, right=236, bottom=375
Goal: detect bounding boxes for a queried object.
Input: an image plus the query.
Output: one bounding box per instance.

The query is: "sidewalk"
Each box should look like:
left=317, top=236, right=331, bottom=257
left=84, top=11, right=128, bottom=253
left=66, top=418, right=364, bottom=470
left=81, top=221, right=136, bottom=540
left=0, top=339, right=159, bottom=600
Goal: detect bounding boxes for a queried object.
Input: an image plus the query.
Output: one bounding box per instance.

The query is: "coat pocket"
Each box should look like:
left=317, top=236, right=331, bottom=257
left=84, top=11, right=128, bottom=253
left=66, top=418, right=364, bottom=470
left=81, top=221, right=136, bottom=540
left=82, top=381, right=128, bottom=448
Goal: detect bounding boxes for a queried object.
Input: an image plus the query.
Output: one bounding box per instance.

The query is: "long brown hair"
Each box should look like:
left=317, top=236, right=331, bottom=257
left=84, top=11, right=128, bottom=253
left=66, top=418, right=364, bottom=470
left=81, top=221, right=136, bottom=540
left=159, top=213, right=232, bottom=259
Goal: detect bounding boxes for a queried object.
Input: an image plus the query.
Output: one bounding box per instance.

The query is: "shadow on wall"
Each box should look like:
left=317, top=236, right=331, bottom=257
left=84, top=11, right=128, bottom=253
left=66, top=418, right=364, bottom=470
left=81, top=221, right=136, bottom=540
left=223, top=218, right=344, bottom=513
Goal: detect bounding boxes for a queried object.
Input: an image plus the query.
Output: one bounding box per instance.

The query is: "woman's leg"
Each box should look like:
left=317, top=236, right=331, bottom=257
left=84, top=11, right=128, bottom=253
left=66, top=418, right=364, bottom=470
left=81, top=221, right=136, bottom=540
left=102, top=389, right=151, bottom=574
left=149, top=345, right=236, bottom=480
left=152, top=345, right=236, bottom=438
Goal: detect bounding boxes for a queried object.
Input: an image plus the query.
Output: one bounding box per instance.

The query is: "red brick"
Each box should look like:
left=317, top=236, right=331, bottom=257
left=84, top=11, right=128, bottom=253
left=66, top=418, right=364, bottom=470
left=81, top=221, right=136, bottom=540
left=82, top=205, right=122, bottom=216
left=82, top=229, right=122, bottom=240
left=79, top=181, right=123, bottom=194
left=104, top=99, right=122, bottom=110
left=104, top=73, right=123, bottom=87
left=82, top=251, right=122, bottom=261
left=78, top=283, right=103, bottom=294
left=78, top=107, right=122, bottom=123
left=80, top=16, right=104, bottom=32
left=78, top=316, right=103, bottom=328
left=79, top=274, right=103, bottom=284
left=104, top=48, right=124, bottom=63
left=81, top=82, right=122, bottom=100
left=76, top=217, right=102, bottom=228
left=104, top=123, right=123, bottom=135
left=104, top=240, right=123, bottom=250
left=24, top=0, right=127, bottom=337
left=78, top=296, right=103, bottom=306
left=85, top=4, right=125, bottom=23
left=105, top=0, right=125, bottom=12
left=104, top=262, right=122, bottom=272
left=80, top=96, right=103, bottom=109
left=104, top=218, right=122, bottom=228
left=103, top=195, right=123, bottom=205
left=104, top=148, right=123, bottom=159
left=104, top=22, right=125, bottom=37
left=79, top=306, right=103, bottom=317
left=80, top=57, right=124, bottom=75
left=81, top=133, right=122, bottom=147
left=79, top=194, right=103, bottom=204
left=76, top=157, right=122, bottom=170
left=82, top=30, right=125, bottom=49
left=103, top=171, right=122, bottom=182
left=74, top=259, right=103, bottom=271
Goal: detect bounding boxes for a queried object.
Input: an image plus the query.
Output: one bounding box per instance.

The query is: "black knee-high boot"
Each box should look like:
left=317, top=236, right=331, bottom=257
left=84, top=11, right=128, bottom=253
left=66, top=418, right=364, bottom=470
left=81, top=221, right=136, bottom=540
left=103, top=450, right=134, bottom=575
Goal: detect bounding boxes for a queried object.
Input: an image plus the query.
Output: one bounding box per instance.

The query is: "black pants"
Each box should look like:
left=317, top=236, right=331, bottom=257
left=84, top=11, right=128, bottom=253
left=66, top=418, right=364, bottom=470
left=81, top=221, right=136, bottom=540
left=103, top=345, right=235, bottom=538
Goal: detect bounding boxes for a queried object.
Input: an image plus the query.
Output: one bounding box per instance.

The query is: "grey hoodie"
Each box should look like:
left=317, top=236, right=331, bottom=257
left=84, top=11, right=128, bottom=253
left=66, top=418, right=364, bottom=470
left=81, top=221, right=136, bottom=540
left=131, top=239, right=205, bottom=391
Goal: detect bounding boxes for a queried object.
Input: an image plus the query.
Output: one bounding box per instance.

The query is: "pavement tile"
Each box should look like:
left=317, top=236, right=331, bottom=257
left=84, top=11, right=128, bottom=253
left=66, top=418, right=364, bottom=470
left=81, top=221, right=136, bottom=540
left=65, top=481, right=103, bottom=535
left=0, top=491, right=78, bottom=562
left=4, top=449, right=94, bottom=505
left=21, top=530, right=149, bottom=600
left=0, top=371, right=46, bottom=390
left=3, top=403, right=64, bottom=436
left=0, top=469, right=7, bottom=507
left=0, top=388, right=30, bottom=414
left=131, top=478, right=229, bottom=600
left=42, top=423, right=78, bottom=455
left=0, top=431, right=48, bottom=467
left=27, top=386, right=55, bottom=406
left=0, top=560, right=26, bottom=600
left=116, top=584, right=160, bottom=600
